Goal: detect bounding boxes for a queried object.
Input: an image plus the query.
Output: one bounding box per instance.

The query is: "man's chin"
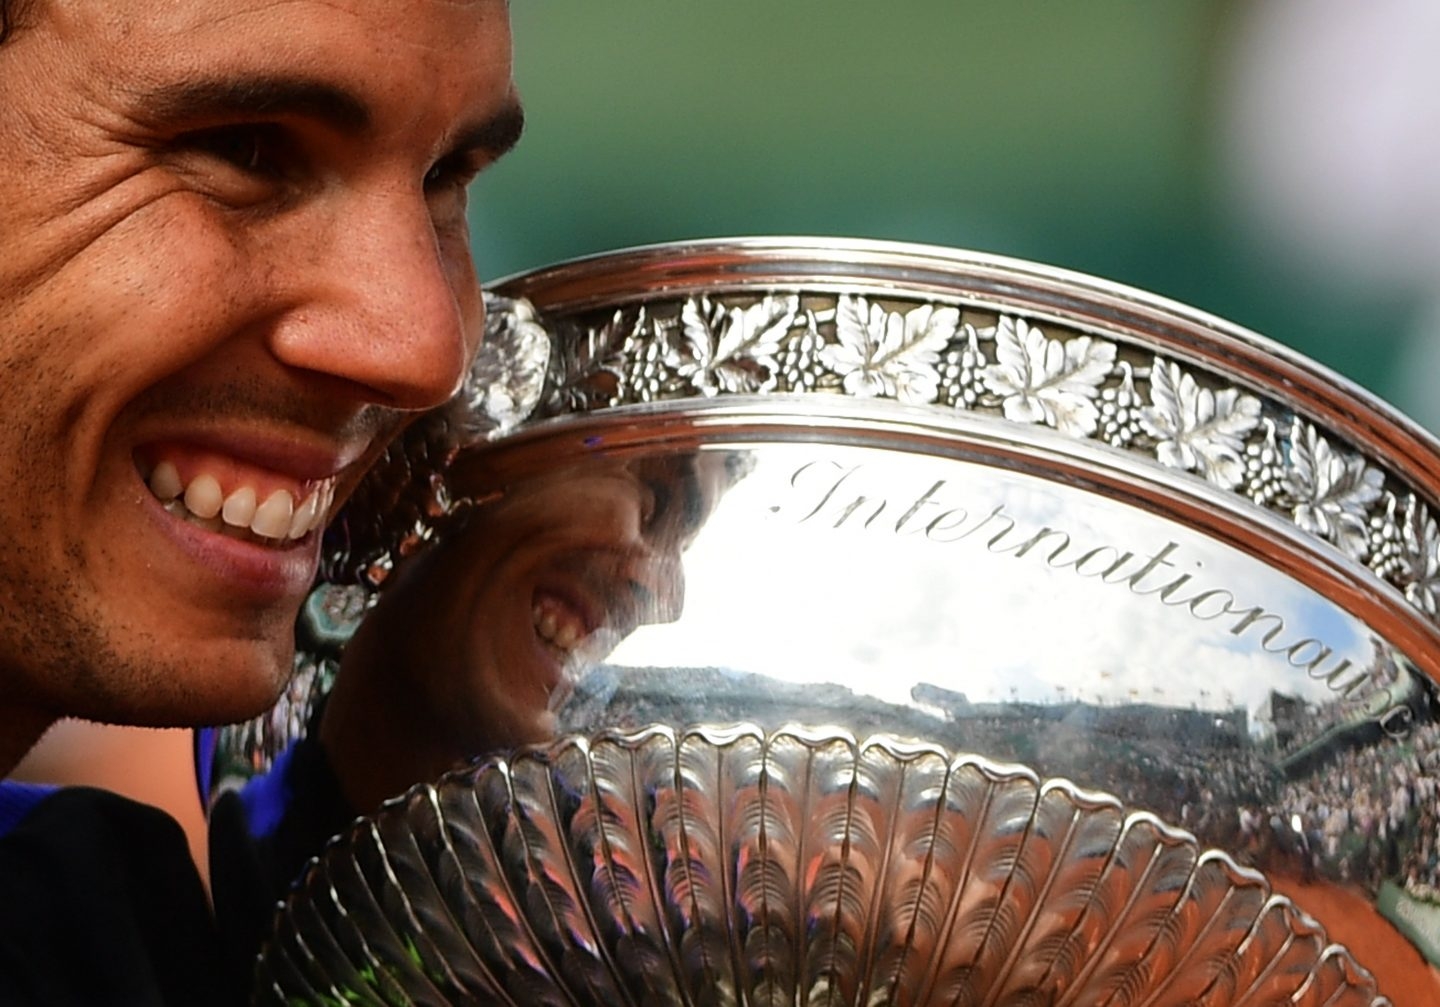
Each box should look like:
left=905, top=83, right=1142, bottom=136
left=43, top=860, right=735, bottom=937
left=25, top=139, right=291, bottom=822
left=71, top=635, right=296, bottom=730
left=173, top=641, right=295, bottom=727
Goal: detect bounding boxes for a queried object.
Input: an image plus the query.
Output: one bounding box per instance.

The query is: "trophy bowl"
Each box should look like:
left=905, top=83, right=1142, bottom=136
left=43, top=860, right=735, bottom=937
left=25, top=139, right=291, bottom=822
left=227, top=238, right=1440, bottom=1004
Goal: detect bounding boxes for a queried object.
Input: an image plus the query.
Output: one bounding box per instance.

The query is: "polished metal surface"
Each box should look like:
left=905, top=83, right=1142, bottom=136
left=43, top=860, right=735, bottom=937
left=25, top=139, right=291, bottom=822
left=258, top=728, right=1386, bottom=1006
left=229, top=239, right=1440, bottom=1004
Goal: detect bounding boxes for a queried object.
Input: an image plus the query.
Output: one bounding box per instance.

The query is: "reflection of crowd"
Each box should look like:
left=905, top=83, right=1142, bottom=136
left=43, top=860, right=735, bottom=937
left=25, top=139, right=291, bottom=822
left=1272, top=669, right=1402, bottom=761
left=577, top=667, right=1440, bottom=903
left=903, top=707, right=1279, bottom=854
left=924, top=697, right=1439, bottom=905
left=1026, top=726, right=1276, bottom=853
left=1018, top=707, right=1440, bottom=905
left=1271, top=719, right=1440, bottom=900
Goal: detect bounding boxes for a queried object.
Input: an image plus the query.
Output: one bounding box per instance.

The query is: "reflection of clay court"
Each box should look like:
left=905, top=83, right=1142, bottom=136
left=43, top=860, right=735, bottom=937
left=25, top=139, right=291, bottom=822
left=1269, top=877, right=1439, bottom=1005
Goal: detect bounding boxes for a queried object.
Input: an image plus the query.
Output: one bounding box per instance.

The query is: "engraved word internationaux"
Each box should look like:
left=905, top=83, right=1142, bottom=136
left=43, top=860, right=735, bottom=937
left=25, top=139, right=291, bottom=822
left=776, top=458, right=1379, bottom=711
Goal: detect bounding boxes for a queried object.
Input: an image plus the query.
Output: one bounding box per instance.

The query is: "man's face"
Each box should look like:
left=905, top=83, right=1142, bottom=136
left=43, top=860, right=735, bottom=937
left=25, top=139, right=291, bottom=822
left=346, top=453, right=725, bottom=759
left=0, top=0, right=519, bottom=727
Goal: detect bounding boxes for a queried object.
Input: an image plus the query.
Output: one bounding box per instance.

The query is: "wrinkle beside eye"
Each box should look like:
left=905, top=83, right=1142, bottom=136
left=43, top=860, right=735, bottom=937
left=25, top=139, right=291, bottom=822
left=15, top=166, right=195, bottom=293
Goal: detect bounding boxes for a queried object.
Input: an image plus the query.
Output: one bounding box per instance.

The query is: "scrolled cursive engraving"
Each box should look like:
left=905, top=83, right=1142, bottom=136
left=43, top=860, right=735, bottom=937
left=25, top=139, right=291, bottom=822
left=779, top=458, right=1382, bottom=708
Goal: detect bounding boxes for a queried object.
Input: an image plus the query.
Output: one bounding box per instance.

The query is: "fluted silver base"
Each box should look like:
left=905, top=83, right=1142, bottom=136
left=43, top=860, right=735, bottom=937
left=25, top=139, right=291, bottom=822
left=256, top=726, right=1386, bottom=1006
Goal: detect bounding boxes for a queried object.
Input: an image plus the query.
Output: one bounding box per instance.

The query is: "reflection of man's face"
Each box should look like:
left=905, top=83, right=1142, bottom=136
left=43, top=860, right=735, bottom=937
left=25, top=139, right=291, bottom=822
left=346, top=452, right=729, bottom=755
left=0, top=0, right=519, bottom=733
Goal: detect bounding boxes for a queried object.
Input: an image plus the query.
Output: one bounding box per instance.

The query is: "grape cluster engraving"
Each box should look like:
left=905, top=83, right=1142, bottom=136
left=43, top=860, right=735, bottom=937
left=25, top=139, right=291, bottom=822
left=464, top=290, right=1433, bottom=628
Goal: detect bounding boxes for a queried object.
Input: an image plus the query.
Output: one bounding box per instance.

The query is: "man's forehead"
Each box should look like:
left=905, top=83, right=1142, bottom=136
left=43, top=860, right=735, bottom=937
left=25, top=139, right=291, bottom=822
left=37, top=0, right=511, bottom=67
left=30, top=0, right=517, bottom=140
left=43, top=0, right=507, bottom=26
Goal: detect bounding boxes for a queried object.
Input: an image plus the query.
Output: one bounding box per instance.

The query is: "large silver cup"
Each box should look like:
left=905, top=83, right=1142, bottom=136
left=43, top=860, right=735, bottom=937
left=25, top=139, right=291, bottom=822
left=229, top=239, right=1440, bottom=1005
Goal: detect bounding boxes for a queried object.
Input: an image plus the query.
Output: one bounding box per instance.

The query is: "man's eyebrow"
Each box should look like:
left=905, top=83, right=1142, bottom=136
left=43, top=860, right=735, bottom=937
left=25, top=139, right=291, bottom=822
left=137, top=75, right=524, bottom=158
left=136, top=75, right=371, bottom=132
left=452, top=100, right=526, bottom=158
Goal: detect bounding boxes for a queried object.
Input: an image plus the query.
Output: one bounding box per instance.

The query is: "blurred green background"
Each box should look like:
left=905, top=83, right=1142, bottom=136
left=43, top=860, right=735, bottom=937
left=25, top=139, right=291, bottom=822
left=469, top=2, right=1424, bottom=418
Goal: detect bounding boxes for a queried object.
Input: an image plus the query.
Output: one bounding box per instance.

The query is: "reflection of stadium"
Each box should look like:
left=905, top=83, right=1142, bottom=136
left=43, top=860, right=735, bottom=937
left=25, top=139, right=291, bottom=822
left=564, top=659, right=1440, bottom=912
left=1273, top=709, right=1440, bottom=904
left=563, top=666, right=1274, bottom=853
left=1256, top=654, right=1440, bottom=908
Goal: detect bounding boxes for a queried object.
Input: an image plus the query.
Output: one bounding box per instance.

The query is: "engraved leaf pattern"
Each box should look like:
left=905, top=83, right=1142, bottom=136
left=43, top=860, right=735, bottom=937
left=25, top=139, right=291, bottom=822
left=1052, top=815, right=1201, bottom=1007
left=815, top=738, right=931, bottom=1006
left=863, top=745, right=954, bottom=1006
left=339, top=820, right=451, bottom=1004
left=1285, top=419, right=1385, bottom=560
left=1196, top=898, right=1325, bottom=1006
left=504, top=753, right=628, bottom=1005
left=980, top=316, right=1116, bottom=437
left=978, top=785, right=1126, bottom=1003
left=561, top=738, right=680, bottom=1003
left=741, top=730, right=808, bottom=1005
left=955, top=786, right=1085, bottom=1004
left=373, top=793, right=499, bottom=999
left=258, top=730, right=1388, bottom=1007
left=303, top=855, right=415, bottom=1007
left=663, top=728, right=764, bottom=1003
left=820, top=294, right=958, bottom=404
left=1140, top=357, right=1261, bottom=489
left=920, top=765, right=1041, bottom=1004
left=797, top=735, right=868, bottom=1006
left=1131, top=854, right=1270, bottom=1006
left=281, top=878, right=384, bottom=1007
left=671, top=294, right=797, bottom=396
left=436, top=768, right=568, bottom=1005
left=1390, top=494, right=1440, bottom=615
left=889, top=757, right=1003, bottom=1003
left=267, top=903, right=349, bottom=1006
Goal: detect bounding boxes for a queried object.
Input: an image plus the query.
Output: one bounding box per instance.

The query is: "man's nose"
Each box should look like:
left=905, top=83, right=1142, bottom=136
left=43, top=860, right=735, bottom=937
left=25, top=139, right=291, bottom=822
left=627, top=549, right=685, bottom=626
left=267, top=192, right=477, bottom=411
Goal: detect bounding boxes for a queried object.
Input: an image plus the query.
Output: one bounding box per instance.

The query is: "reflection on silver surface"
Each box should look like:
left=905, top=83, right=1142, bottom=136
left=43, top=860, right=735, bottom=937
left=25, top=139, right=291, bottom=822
left=227, top=239, right=1440, bottom=1003
left=258, top=728, right=1386, bottom=1006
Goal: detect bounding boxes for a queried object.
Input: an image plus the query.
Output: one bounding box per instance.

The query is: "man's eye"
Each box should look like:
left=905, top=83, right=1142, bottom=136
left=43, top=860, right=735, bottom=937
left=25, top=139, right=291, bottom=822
left=424, top=153, right=484, bottom=229
left=424, top=151, right=483, bottom=192
left=179, top=124, right=286, bottom=176
left=642, top=481, right=672, bottom=531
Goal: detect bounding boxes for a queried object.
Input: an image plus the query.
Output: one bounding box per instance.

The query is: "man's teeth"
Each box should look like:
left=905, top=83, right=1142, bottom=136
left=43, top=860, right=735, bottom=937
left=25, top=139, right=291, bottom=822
left=148, top=461, right=333, bottom=543
left=150, top=462, right=184, bottom=501
left=534, top=602, right=585, bottom=652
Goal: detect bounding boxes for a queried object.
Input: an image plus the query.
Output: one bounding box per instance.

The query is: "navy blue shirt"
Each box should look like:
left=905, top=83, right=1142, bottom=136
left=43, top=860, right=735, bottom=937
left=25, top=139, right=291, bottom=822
left=0, top=782, right=232, bottom=1006
left=0, top=727, right=352, bottom=1005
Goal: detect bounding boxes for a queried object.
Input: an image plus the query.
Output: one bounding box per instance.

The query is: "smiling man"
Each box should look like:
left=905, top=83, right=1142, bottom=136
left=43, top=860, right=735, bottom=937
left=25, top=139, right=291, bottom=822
left=0, top=0, right=520, bottom=1001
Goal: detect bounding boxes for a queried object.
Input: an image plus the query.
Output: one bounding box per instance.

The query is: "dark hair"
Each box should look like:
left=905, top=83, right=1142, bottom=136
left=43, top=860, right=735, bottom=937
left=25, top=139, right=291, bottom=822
left=0, top=0, right=31, bottom=44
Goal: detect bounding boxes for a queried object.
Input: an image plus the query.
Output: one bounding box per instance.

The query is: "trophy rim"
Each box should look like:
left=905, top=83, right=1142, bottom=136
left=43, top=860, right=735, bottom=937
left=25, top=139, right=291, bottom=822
left=488, top=235, right=1440, bottom=509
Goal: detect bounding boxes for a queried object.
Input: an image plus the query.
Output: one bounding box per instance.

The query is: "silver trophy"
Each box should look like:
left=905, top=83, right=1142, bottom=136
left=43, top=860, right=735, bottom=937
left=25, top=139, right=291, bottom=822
left=225, top=238, right=1440, bottom=1005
